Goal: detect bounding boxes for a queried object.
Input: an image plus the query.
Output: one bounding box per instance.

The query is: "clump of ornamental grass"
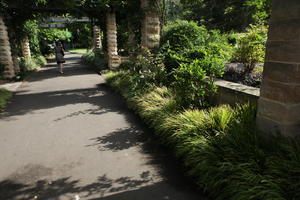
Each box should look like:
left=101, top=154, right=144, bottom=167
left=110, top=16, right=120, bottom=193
left=0, top=88, right=12, bottom=110
left=130, top=87, right=179, bottom=134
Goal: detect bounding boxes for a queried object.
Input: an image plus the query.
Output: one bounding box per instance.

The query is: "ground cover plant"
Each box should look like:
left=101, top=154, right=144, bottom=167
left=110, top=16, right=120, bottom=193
left=0, top=88, right=12, bottom=110
left=19, top=56, right=47, bottom=72
left=105, top=69, right=300, bottom=200
left=16, top=55, right=47, bottom=81
left=69, top=49, right=88, bottom=54
left=81, top=51, right=108, bottom=73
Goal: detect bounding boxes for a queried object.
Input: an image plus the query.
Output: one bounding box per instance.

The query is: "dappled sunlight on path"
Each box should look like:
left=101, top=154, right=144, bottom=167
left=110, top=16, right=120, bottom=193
left=0, top=54, right=206, bottom=200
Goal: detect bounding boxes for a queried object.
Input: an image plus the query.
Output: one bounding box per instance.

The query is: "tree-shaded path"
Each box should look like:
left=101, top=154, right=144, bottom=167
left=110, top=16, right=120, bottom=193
left=0, top=53, right=206, bottom=200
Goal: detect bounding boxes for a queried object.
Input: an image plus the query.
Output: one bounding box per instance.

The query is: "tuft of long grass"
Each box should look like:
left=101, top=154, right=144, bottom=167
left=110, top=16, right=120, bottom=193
left=0, top=88, right=12, bottom=110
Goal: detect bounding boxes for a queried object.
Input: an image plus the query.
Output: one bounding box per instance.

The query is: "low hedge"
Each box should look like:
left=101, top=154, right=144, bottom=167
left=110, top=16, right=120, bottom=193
left=105, top=70, right=300, bottom=200
left=81, top=51, right=108, bottom=72
left=0, top=88, right=12, bottom=110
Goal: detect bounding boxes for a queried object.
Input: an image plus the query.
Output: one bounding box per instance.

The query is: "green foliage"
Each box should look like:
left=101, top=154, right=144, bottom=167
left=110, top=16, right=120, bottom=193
left=33, top=55, right=47, bottom=67
left=0, top=88, right=12, bottom=110
left=180, top=0, right=271, bottom=32
left=119, top=61, right=134, bottom=71
left=23, top=20, right=41, bottom=55
left=232, top=25, right=267, bottom=70
left=20, top=55, right=47, bottom=72
left=66, top=22, right=92, bottom=48
left=160, top=21, right=232, bottom=107
left=81, top=51, right=107, bottom=72
left=172, top=59, right=217, bottom=108
left=131, top=50, right=167, bottom=86
left=161, top=20, right=233, bottom=72
left=39, top=29, right=72, bottom=42
left=20, top=58, right=39, bottom=72
left=161, top=20, right=209, bottom=51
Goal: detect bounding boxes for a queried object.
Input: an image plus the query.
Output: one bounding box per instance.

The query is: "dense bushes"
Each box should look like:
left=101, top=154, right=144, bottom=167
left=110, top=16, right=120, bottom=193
left=0, top=88, right=12, bottom=110
left=23, top=20, right=41, bottom=55
left=81, top=51, right=108, bottom=72
left=66, top=22, right=92, bottom=48
left=161, top=20, right=233, bottom=73
left=105, top=70, right=300, bottom=200
left=19, top=55, right=47, bottom=72
left=161, top=20, right=209, bottom=51
left=160, top=20, right=267, bottom=88
left=231, top=25, right=267, bottom=71
left=173, top=59, right=217, bottom=108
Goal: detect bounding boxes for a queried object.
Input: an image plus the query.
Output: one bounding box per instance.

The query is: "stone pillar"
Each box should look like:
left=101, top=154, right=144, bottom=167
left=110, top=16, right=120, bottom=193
left=141, top=0, right=161, bottom=49
left=0, top=16, right=15, bottom=79
left=93, top=25, right=102, bottom=54
left=257, top=0, right=300, bottom=137
left=21, top=36, right=31, bottom=58
left=106, top=12, right=121, bottom=69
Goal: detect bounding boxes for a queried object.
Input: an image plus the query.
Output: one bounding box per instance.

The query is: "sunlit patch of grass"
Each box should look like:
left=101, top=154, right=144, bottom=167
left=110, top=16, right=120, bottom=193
left=69, top=48, right=88, bottom=54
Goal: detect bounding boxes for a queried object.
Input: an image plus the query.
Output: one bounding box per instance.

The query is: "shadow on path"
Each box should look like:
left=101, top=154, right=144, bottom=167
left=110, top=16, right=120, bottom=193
left=0, top=54, right=207, bottom=200
left=0, top=84, right=127, bottom=120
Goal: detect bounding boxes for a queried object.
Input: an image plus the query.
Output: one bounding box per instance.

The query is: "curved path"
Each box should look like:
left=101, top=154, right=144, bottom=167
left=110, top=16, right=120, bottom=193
left=0, top=53, right=206, bottom=200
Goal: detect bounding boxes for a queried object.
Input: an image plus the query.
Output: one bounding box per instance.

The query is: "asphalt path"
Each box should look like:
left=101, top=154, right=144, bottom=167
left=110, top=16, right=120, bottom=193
left=0, top=53, right=206, bottom=200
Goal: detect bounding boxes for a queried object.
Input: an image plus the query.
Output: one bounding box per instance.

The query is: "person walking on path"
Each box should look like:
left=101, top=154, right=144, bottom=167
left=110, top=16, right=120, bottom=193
left=54, top=41, right=65, bottom=74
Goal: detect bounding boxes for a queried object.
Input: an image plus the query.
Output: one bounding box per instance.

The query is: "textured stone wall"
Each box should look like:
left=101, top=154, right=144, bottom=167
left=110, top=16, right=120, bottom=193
left=141, top=0, right=161, bottom=49
left=93, top=25, right=102, bottom=54
left=21, top=36, right=31, bottom=58
left=106, top=12, right=120, bottom=69
left=257, top=0, right=300, bottom=137
left=0, top=16, right=15, bottom=79
left=211, top=79, right=260, bottom=107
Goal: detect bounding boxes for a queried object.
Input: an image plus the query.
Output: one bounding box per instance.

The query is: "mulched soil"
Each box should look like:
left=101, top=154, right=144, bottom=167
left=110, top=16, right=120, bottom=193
left=222, top=63, right=263, bottom=88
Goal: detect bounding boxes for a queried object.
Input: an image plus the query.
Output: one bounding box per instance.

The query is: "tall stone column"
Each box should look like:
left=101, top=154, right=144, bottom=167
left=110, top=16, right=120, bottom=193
left=93, top=25, right=102, bottom=54
left=21, top=36, right=31, bottom=58
left=141, top=0, right=161, bottom=50
left=257, top=0, right=300, bottom=137
left=106, top=12, right=120, bottom=69
left=0, top=16, right=15, bottom=79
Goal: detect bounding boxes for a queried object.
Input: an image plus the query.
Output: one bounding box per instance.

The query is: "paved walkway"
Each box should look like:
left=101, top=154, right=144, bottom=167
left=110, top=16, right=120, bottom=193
left=0, top=54, right=206, bottom=200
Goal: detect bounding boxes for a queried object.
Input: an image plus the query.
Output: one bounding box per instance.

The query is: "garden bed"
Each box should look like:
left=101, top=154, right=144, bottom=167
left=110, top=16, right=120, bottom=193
left=104, top=70, right=300, bottom=200
left=222, top=63, right=263, bottom=88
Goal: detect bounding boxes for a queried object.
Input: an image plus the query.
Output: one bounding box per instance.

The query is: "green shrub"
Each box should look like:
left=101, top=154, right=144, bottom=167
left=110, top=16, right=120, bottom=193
left=172, top=59, right=216, bottom=108
left=39, top=28, right=72, bottom=42
left=133, top=50, right=167, bottom=86
left=119, top=61, right=134, bottom=70
left=33, top=55, right=47, bottom=67
left=161, top=20, right=209, bottom=51
left=0, top=88, right=12, bottom=110
left=82, top=51, right=108, bottom=72
left=232, top=25, right=268, bottom=71
left=20, top=57, right=39, bottom=72
left=23, top=20, right=41, bottom=55
left=19, top=55, right=47, bottom=72
left=161, top=21, right=233, bottom=72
